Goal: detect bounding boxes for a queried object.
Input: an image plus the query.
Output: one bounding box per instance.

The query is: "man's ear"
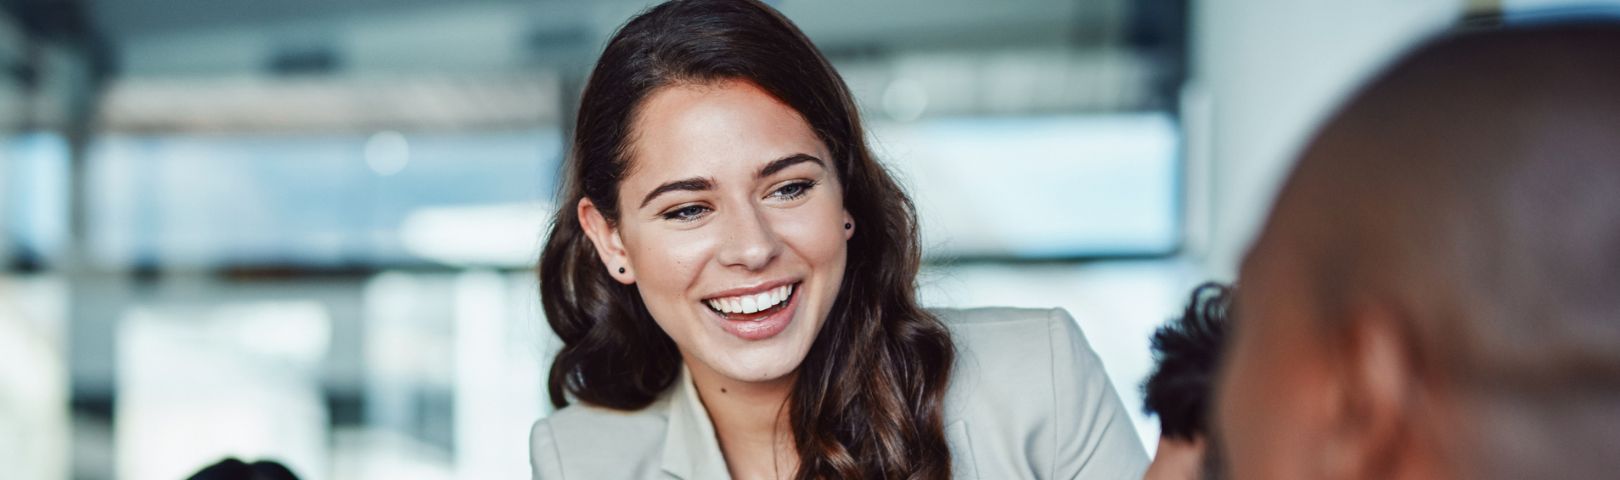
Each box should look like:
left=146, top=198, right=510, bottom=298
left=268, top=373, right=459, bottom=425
left=577, top=197, right=636, bottom=285
left=1323, top=302, right=1416, bottom=479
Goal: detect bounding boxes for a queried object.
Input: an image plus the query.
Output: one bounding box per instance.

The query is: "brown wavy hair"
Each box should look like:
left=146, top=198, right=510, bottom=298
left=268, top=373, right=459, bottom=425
left=537, top=0, right=956, bottom=477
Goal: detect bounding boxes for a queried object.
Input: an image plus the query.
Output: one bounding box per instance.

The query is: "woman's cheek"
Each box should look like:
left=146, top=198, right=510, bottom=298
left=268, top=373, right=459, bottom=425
left=628, top=228, right=715, bottom=339
left=773, top=203, right=847, bottom=261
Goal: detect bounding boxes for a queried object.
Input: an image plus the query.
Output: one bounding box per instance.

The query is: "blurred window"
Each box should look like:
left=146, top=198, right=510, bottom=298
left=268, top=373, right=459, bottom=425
left=84, top=130, right=562, bottom=268
left=878, top=112, right=1180, bottom=259
left=3, top=133, right=72, bottom=267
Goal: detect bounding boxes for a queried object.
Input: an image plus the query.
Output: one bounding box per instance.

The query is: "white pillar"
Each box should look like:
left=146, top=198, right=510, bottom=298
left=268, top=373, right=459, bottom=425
left=1193, top=0, right=1463, bottom=278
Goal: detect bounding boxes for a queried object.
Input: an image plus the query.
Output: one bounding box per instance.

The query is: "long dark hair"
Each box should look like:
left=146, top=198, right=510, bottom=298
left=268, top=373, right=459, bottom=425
left=537, top=0, right=956, bottom=477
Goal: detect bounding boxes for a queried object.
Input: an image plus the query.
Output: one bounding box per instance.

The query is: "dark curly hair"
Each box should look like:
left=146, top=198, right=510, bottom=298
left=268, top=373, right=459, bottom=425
left=1143, top=282, right=1233, bottom=441
left=186, top=458, right=300, bottom=480
left=537, top=0, right=956, bottom=477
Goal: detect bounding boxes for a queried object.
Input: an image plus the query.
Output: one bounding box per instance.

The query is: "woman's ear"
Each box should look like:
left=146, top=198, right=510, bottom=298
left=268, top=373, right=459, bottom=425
left=842, top=210, right=854, bottom=240
left=578, top=197, right=636, bottom=285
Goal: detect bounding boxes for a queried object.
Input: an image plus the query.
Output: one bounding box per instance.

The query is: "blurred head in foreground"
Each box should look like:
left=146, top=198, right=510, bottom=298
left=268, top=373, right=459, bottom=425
left=186, top=458, right=299, bottom=480
left=1143, top=283, right=1232, bottom=480
left=1217, top=21, right=1620, bottom=479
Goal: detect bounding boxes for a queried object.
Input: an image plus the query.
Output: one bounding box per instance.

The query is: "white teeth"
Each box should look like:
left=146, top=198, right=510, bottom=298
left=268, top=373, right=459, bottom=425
left=706, top=284, right=795, bottom=315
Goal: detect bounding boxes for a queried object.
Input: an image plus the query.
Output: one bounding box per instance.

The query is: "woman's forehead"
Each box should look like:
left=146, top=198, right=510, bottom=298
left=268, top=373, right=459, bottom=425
left=624, top=80, right=830, bottom=181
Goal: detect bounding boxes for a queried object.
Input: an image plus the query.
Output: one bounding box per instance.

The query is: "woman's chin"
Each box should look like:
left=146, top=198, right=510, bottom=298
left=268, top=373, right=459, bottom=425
left=702, top=345, right=807, bottom=384
left=721, top=366, right=796, bottom=384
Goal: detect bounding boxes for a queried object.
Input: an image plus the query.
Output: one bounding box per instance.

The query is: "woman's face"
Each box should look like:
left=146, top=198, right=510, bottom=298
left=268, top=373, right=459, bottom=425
left=579, top=78, right=851, bottom=385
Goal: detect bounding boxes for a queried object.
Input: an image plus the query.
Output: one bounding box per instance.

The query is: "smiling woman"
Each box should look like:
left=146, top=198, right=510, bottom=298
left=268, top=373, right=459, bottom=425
left=532, top=1, right=1146, bottom=479
left=588, top=79, right=852, bottom=387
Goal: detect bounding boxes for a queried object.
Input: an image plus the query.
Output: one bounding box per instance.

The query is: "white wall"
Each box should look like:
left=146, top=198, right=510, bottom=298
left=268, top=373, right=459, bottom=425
left=0, top=277, right=71, bottom=480
left=1193, top=0, right=1464, bottom=278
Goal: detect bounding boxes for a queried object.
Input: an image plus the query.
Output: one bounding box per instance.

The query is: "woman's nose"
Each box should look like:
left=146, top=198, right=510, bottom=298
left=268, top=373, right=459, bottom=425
left=714, top=205, right=783, bottom=271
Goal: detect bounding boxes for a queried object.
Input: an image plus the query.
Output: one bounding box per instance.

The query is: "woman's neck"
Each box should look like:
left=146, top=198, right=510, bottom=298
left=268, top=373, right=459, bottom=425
left=686, top=358, right=800, bottom=480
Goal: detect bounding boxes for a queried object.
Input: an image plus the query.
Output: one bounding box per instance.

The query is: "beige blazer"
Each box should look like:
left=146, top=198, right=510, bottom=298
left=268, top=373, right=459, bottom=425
left=530, top=307, right=1148, bottom=479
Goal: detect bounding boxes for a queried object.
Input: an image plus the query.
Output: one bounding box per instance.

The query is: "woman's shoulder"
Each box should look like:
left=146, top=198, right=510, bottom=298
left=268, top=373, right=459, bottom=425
left=928, top=306, right=1093, bottom=394
left=929, top=306, right=1149, bottom=478
left=931, top=306, right=1099, bottom=427
left=529, top=400, right=670, bottom=479
left=930, top=305, right=1063, bottom=325
left=931, top=307, right=1080, bottom=410
left=531, top=400, right=671, bottom=445
left=929, top=306, right=1089, bottom=358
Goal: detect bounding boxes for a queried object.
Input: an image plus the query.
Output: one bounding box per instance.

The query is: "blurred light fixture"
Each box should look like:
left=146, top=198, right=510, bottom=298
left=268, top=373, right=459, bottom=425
left=840, top=49, right=1157, bottom=119
left=882, top=78, right=930, bottom=122
left=101, top=74, right=561, bottom=133
left=364, top=131, right=410, bottom=176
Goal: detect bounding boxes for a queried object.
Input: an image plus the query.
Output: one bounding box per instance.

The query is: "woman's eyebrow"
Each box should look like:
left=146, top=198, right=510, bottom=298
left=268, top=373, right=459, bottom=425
left=639, top=177, right=713, bottom=209
left=637, top=154, right=821, bottom=209
left=758, top=153, right=824, bottom=178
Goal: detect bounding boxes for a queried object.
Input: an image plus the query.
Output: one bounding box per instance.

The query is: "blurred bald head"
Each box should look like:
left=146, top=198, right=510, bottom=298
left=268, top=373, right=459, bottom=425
left=1219, top=22, right=1620, bottom=480
left=1287, top=20, right=1620, bottom=378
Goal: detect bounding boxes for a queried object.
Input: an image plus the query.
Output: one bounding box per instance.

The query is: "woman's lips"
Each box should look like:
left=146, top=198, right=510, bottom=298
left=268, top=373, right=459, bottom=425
left=708, top=282, right=799, bottom=341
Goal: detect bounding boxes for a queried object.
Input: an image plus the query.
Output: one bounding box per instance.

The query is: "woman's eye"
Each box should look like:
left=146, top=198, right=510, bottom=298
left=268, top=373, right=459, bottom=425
left=662, top=205, right=710, bottom=222
left=770, top=180, right=817, bottom=200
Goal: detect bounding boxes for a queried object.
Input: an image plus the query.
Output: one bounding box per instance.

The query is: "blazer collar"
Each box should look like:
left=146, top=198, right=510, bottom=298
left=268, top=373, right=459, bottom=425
left=661, top=365, right=732, bottom=480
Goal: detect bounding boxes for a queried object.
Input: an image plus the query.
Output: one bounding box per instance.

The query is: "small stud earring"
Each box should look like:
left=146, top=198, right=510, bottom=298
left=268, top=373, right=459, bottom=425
left=844, top=222, right=852, bottom=230
left=618, top=267, right=626, bottom=274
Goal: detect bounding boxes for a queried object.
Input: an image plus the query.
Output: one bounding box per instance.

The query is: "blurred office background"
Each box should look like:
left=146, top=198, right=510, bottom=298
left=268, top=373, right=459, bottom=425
left=0, top=0, right=1610, bottom=478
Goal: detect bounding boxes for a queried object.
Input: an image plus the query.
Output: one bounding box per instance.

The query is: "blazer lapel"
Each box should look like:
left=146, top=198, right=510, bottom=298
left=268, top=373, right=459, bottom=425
left=945, top=419, right=979, bottom=479
left=661, top=366, right=732, bottom=480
